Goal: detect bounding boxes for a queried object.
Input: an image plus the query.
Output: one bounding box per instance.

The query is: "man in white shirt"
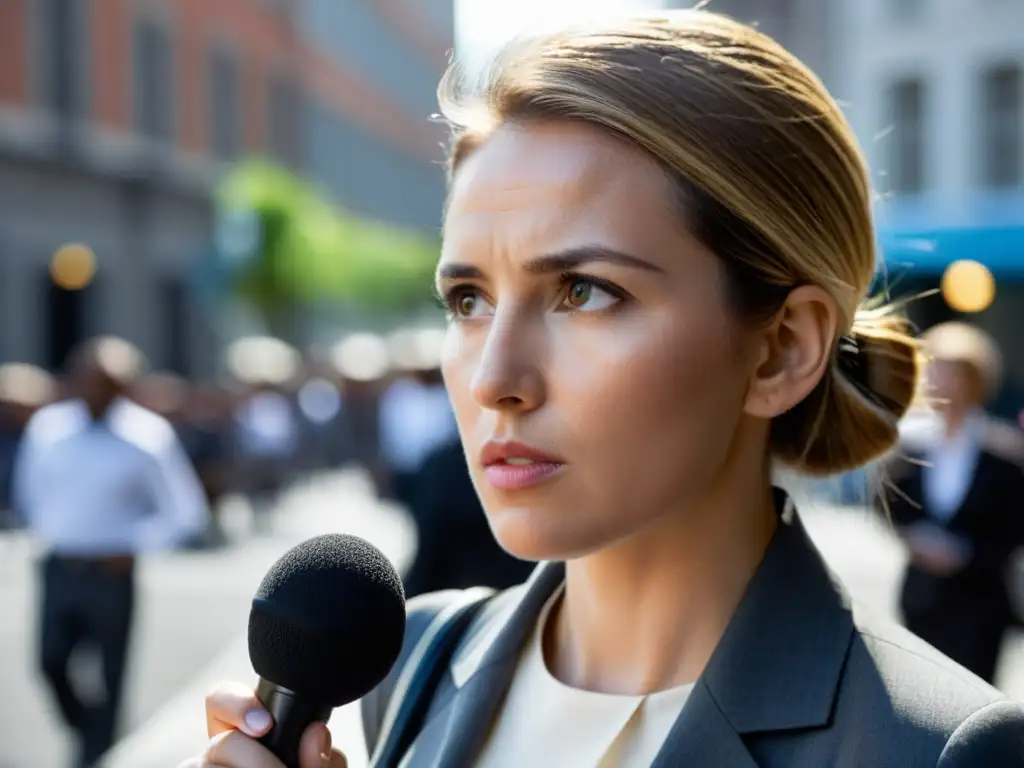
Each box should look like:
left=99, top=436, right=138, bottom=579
left=11, top=337, right=209, bottom=767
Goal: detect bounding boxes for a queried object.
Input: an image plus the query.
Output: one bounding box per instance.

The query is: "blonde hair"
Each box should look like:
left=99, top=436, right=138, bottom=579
left=438, top=10, right=920, bottom=477
left=921, top=322, right=1002, bottom=401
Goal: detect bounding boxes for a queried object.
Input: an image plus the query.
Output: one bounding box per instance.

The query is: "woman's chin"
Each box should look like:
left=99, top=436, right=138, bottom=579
left=489, top=506, right=608, bottom=562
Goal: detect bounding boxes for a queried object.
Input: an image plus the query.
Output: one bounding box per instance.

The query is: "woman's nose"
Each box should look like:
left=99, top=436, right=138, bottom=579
left=469, top=319, right=546, bottom=414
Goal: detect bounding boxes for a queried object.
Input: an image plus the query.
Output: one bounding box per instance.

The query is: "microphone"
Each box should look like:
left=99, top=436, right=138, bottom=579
left=248, top=533, right=406, bottom=768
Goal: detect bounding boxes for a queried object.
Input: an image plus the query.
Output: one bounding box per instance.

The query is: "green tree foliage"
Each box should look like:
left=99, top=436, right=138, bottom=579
left=217, top=160, right=439, bottom=317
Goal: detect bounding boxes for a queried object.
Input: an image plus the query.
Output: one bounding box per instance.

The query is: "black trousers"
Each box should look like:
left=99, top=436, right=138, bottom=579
left=39, top=555, right=136, bottom=766
left=900, top=568, right=1009, bottom=684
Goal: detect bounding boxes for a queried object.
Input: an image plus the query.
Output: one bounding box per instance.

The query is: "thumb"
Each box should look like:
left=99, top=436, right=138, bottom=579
left=299, top=722, right=347, bottom=768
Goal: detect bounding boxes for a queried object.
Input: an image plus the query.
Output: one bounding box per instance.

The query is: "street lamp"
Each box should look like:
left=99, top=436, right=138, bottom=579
left=50, top=243, right=96, bottom=290
left=941, top=259, right=995, bottom=314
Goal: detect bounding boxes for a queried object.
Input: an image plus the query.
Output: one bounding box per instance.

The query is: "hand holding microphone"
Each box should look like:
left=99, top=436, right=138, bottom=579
left=179, top=534, right=407, bottom=768
left=191, top=682, right=344, bottom=768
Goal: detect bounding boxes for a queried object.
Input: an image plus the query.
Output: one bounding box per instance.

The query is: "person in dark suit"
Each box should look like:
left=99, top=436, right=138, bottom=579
left=884, top=322, right=1024, bottom=683
left=403, top=437, right=534, bottom=598
left=185, top=11, right=1024, bottom=768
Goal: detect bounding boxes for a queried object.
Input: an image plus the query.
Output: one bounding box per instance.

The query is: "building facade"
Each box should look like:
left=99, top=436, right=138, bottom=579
left=830, top=0, right=1024, bottom=414
left=0, top=0, right=453, bottom=376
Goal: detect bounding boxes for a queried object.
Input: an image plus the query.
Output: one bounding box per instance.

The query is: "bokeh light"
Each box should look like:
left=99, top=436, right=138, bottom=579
left=50, top=243, right=97, bottom=290
left=941, top=259, right=995, bottom=313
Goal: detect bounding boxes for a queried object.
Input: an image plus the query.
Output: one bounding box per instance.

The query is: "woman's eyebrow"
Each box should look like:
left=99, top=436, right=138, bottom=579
left=436, top=245, right=664, bottom=284
left=522, top=245, right=664, bottom=275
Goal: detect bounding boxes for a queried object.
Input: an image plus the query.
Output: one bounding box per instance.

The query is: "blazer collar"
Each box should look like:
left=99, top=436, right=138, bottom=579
left=698, top=491, right=853, bottom=734
left=423, top=489, right=854, bottom=767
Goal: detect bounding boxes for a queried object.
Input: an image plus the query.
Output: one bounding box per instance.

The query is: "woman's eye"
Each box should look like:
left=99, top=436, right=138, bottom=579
left=562, top=279, right=620, bottom=312
left=448, top=289, right=492, bottom=319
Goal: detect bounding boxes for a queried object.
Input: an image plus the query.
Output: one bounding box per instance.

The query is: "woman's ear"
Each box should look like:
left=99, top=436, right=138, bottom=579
left=744, top=285, right=839, bottom=419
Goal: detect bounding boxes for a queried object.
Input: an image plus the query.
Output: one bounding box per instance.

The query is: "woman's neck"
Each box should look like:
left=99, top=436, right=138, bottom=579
left=545, top=473, right=778, bottom=695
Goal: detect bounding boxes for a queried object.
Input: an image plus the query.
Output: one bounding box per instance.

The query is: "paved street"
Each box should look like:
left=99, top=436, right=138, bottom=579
left=3, top=481, right=1024, bottom=767
left=0, top=471, right=415, bottom=768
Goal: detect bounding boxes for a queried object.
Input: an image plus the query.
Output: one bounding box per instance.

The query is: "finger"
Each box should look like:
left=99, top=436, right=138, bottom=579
left=205, top=681, right=273, bottom=739
left=204, top=729, right=285, bottom=768
left=299, top=722, right=347, bottom=768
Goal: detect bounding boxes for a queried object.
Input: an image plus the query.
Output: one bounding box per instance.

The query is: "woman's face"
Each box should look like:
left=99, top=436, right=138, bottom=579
left=439, top=122, right=760, bottom=561
left=928, top=359, right=980, bottom=414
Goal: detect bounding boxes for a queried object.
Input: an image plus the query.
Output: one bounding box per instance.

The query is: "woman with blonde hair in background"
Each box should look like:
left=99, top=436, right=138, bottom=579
left=183, top=10, right=1024, bottom=767
left=887, top=322, right=1024, bottom=685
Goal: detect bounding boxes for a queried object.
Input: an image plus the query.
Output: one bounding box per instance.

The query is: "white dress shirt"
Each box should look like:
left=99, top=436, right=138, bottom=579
left=922, top=410, right=983, bottom=523
left=378, top=379, right=457, bottom=473
left=12, top=398, right=210, bottom=556
left=235, top=392, right=299, bottom=458
left=474, top=586, right=694, bottom=767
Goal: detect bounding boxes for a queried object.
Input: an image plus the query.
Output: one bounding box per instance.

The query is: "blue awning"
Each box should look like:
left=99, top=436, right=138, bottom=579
left=879, top=225, right=1024, bottom=278
left=874, top=190, right=1024, bottom=278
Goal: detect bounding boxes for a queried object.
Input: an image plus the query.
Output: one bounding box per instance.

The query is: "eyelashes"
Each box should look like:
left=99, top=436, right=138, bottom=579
left=438, top=272, right=631, bottom=320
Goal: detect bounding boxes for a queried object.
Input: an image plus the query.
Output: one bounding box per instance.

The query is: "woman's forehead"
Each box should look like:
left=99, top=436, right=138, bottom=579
left=443, top=123, right=676, bottom=246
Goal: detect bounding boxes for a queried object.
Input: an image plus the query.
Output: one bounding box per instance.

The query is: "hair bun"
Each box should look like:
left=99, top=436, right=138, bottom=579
left=770, top=313, right=920, bottom=476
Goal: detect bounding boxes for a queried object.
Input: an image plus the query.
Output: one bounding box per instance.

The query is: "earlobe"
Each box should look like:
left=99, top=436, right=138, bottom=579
left=743, top=286, right=839, bottom=419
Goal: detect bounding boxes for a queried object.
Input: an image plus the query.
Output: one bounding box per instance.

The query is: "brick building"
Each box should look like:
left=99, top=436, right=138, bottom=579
left=0, top=0, right=453, bottom=376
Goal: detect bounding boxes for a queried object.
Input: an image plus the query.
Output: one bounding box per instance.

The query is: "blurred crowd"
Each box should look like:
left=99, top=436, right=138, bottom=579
left=0, top=330, right=436, bottom=545
left=0, top=328, right=534, bottom=578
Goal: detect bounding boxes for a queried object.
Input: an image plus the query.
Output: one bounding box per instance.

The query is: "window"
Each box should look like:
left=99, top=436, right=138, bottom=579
left=43, top=267, right=91, bottom=371
left=37, top=0, right=89, bottom=119
left=208, top=48, right=241, bottom=161
left=888, top=77, right=926, bottom=195
left=132, top=17, right=175, bottom=143
left=161, top=277, right=190, bottom=376
left=267, top=72, right=302, bottom=168
left=980, top=64, right=1022, bottom=188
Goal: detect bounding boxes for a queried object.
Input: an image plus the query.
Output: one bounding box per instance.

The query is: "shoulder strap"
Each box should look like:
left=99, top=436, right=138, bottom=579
left=370, top=588, right=493, bottom=767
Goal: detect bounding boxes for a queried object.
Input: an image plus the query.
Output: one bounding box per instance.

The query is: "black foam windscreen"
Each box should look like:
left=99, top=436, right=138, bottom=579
left=248, top=534, right=406, bottom=708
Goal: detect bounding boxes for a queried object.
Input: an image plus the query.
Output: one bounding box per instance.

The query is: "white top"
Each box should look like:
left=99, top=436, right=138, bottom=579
left=475, top=587, right=694, bottom=767
left=922, top=410, right=983, bottom=523
left=378, top=379, right=457, bottom=472
left=235, top=392, right=299, bottom=458
left=12, top=398, right=210, bottom=556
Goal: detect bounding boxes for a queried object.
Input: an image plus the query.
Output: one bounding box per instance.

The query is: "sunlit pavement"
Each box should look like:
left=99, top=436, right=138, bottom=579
left=4, top=479, right=1022, bottom=768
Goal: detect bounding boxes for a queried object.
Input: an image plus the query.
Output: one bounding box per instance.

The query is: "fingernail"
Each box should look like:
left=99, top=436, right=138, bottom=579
left=244, top=708, right=272, bottom=734
left=319, top=728, right=332, bottom=760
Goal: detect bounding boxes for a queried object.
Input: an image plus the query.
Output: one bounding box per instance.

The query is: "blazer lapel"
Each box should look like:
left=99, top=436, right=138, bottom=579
left=417, top=561, right=566, bottom=768
left=651, top=679, right=758, bottom=768
left=653, top=489, right=855, bottom=765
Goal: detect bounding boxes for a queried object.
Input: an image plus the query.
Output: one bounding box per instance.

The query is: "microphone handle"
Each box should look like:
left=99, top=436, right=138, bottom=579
left=255, top=678, right=333, bottom=768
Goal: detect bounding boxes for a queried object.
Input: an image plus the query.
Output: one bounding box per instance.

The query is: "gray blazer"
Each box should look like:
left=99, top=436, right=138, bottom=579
left=363, top=495, right=1024, bottom=766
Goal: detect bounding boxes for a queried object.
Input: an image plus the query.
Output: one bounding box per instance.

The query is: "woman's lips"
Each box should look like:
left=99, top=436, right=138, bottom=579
left=479, top=441, right=566, bottom=491
left=483, top=459, right=565, bottom=490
